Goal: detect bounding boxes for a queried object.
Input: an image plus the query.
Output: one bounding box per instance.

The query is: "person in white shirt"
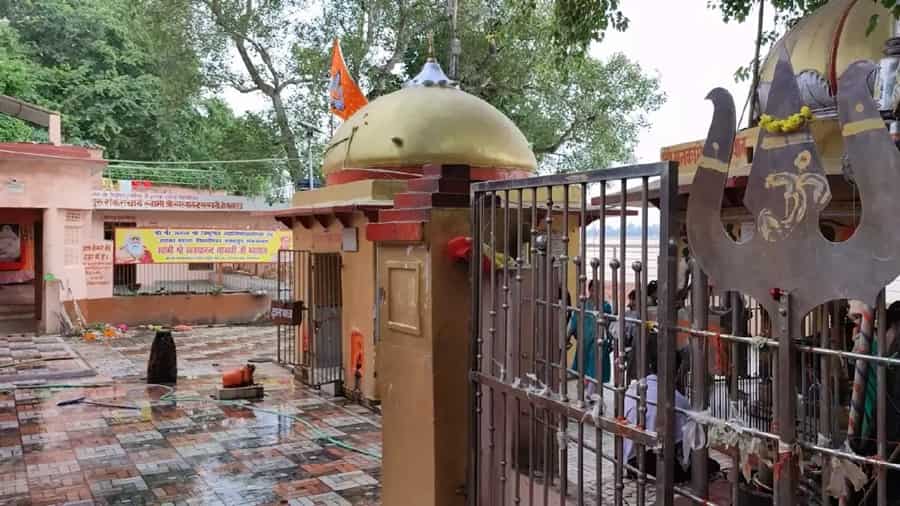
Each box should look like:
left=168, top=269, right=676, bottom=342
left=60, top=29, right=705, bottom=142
left=623, top=346, right=720, bottom=482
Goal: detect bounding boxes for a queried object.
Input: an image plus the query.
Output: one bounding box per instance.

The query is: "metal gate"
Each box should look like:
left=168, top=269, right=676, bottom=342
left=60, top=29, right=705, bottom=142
left=303, top=252, right=343, bottom=389
left=275, top=249, right=307, bottom=367
left=469, top=162, right=682, bottom=505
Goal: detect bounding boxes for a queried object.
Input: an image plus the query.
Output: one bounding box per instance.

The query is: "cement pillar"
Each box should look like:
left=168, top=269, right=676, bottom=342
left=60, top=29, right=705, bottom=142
left=41, top=208, right=62, bottom=334
left=367, top=164, right=472, bottom=506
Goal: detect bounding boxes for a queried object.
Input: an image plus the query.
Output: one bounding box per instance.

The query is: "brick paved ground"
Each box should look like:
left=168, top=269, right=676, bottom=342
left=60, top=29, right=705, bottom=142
left=0, top=326, right=735, bottom=505
left=0, top=325, right=382, bottom=505
left=0, top=335, right=93, bottom=383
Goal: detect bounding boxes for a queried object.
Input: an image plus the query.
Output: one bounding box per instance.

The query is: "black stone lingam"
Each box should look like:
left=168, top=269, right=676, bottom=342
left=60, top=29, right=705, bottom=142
left=147, top=330, right=177, bottom=384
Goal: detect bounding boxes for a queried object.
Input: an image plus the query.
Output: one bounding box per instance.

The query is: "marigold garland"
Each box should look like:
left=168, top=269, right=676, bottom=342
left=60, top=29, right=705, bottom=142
left=759, top=106, right=813, bottom=134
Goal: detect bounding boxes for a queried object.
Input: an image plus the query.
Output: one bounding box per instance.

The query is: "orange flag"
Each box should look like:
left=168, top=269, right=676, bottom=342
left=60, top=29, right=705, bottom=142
left=329, top=39, right=367, bottom=120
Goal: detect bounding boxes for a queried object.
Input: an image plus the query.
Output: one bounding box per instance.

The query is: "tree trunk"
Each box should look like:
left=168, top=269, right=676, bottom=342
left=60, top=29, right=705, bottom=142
left=270, top=92, right=305, bottom=185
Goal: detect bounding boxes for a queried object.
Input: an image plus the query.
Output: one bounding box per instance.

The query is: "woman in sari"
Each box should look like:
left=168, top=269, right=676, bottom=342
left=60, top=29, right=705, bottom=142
left=567, top=280, right=612, bottom=402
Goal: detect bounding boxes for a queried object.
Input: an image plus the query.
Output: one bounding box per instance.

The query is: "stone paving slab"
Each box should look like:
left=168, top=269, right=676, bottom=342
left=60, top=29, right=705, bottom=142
left=0, top=325, right=384, bottom=505
left=0, top=335, right=94, bottom=383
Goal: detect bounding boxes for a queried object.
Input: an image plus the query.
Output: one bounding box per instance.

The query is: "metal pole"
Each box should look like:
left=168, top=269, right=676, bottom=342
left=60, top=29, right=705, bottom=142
left=447, top=0, right=460, bottom=81
left=307, top=132, right=313, bottom=190
left=690, top=261, right=709, bottom=496
left=730, top=291, right=742, bottom=506
left=656, top=162, right=679, bottom=506
left=774, top=292, right=798, bottom=505
left=877, top=290, right=887, bottom=506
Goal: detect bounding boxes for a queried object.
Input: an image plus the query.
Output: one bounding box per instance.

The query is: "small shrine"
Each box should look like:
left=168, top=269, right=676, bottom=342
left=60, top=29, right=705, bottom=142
left=273, top=53, right=537, bottom=407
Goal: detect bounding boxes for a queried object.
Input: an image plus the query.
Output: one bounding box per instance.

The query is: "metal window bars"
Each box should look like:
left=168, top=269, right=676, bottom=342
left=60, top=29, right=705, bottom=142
left=111, top=262, right=279, bottom=297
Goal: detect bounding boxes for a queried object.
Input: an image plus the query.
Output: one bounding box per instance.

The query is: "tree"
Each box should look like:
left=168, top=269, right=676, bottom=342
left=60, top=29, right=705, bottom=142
left=0, top=0, right=286, bottom=197
left=0, top=20, right=38, bottom=142
left=0, top=0, right=196, bottom=157
left=186, top=0, right=309, bottom=183
left=284, top=0, right=663, bottom=173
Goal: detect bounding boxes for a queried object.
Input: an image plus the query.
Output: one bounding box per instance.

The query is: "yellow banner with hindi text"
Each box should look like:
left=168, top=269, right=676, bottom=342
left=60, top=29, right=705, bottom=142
left=114, top=228, right=292, bottom=264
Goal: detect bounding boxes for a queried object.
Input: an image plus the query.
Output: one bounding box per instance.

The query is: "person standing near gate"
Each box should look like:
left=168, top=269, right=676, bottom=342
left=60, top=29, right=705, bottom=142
left=624, top=349, right=721, bottom=482
left=567, top=280, right=612, bottom=404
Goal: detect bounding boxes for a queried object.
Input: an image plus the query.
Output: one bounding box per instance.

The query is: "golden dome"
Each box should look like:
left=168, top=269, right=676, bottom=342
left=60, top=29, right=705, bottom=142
left=322, top=63, right=537, bottom=183
left=759, top=0, right=891, bottom=95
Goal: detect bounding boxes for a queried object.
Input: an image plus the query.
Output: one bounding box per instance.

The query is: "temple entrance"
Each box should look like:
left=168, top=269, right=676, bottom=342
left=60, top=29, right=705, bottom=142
left=104, top=221, right=136, bottom=294
left=304, top=252, right=343, bottom=389
left=275, top=249, right=344, bottom=389
left=0, top=209, right=42, bottom=334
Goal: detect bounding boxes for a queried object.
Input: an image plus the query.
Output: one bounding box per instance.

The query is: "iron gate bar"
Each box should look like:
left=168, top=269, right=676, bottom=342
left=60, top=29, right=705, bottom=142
left=638, top=175, right=650, bottom=506
left=669, top=324, right=900, bottom=368
left=594, top=175, right=605, bottom=506
left=471, top=373, right=658, bottom=445
left=614, top=179, right=625, bottom=506
left=730, top=291, right=742, bottom=506
left=657, top=159, right=680, bottom=506
left=471, top=163, right=678, bottom=192
left=469, top=161, right=679, bottom=505
left=276, top=249, right=307, bottom=368
left=877, top=290, right=888, bottom=506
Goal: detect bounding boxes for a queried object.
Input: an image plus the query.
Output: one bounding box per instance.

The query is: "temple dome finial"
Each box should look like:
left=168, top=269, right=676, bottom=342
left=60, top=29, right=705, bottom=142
left=406, top=34, right=457, bottom=89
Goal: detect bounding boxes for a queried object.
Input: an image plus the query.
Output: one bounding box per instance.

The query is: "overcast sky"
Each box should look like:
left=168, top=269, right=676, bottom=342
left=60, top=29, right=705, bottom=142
left=590, top=2, right=766, bottom=162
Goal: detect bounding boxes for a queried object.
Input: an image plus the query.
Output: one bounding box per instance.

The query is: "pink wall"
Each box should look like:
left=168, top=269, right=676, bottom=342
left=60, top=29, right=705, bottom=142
left=0, top=146, right=105, bottom=323
left=0, top=143, right=286, bottom=333
left=91, top=210, right=283, bottom=237
left=0, top=144, right=102, bottom=210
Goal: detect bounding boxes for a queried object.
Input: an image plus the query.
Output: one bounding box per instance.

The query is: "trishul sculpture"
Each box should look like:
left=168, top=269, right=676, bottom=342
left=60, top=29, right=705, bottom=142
left=687, top=54, right=900, bottom=504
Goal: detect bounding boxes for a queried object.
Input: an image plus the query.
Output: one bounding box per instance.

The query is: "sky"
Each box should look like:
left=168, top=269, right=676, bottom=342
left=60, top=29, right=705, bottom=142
left=590, top=2, right=766, bottom=163
left=585, top=1, right=768, bottom=229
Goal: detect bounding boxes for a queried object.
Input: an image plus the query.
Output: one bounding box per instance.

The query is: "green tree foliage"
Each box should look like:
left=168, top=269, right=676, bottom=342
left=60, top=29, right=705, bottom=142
left=284, top=0, right=663, bottom=173
left=0, top=0, right=664, bottom=188
left=0, top=0, right=284, bottom=197
left=186, top=0, right=311, bottom=183
left=0, top=20, right=38, bottom=142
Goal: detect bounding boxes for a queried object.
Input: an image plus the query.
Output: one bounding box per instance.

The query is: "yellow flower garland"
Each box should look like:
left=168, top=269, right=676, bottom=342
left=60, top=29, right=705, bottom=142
left=759, top=106, right=813, bottom=134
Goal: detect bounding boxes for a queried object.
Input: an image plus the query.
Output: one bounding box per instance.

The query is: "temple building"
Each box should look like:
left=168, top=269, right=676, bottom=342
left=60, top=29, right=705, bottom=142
left=273, top=55, right=538, bottom=405
left=0, top=96, right=286, bottom=335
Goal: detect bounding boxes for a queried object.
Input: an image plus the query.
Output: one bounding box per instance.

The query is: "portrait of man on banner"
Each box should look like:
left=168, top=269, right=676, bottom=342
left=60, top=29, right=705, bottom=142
left=117, top=233, right=155, bottom=264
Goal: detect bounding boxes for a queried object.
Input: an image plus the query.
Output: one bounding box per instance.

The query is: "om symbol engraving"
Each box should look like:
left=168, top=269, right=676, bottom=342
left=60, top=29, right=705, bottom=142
left=757, top=171, right=831, bottom=242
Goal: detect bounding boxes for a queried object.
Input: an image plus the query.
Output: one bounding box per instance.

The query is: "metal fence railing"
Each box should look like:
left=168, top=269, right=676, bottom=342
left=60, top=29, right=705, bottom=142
left=112, top=263, right=278, bottom=298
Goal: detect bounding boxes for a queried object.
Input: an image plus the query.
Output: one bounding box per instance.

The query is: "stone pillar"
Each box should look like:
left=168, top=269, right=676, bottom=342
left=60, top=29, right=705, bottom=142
left=366, top=164, right=471, bottom=506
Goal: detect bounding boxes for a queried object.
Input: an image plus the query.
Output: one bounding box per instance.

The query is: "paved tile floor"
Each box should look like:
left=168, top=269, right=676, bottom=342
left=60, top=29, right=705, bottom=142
left=0, top=326, right=382, bottom=506
left=0, top=325, right=734, bottom=505
left=0, top=335, right=94, bottom=383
